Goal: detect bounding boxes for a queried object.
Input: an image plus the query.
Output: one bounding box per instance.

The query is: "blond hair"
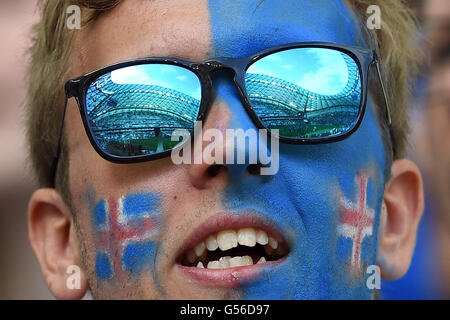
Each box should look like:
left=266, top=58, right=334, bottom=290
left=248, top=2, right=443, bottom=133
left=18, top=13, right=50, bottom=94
left=25, top=0, right=423, bottom=199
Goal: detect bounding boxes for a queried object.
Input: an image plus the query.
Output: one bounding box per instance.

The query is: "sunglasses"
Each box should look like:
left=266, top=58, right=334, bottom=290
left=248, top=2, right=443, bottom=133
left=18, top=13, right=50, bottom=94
left=49, top=42, right=392, bottom=186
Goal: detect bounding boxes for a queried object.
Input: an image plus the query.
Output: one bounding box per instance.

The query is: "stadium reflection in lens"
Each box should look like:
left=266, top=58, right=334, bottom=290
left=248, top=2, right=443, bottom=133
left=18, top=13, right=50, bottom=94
left=245, top=47, right=362, bottom=139
left=85, top=64, right=202, bottom=157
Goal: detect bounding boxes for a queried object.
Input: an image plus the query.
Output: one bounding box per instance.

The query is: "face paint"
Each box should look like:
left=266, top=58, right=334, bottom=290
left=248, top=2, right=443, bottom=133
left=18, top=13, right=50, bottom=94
left=208, top=0, right=365, bottom=58
left=207, top=0, right=387, bottom=299
left=337, top=172, right=375, bottom=270
left=91, top=192, right=162, bottom=284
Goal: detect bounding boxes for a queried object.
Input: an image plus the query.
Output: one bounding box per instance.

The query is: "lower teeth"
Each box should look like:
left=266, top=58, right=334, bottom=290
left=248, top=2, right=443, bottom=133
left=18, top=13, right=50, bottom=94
left=207, top=255, right=253, bottom=269
left=182, top=243, right=287, bottom=268
left=197, top=255, right=268, bottom=269
left=257, top=256, right=266, bottom=264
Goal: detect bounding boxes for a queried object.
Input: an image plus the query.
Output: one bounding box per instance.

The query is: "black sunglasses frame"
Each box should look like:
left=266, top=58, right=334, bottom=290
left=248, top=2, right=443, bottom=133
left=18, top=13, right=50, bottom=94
left=49, top=42, right=392, bottom=186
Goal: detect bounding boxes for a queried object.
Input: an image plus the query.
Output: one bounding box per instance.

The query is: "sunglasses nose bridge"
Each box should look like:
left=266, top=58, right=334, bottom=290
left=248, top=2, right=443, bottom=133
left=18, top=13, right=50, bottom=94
left=204, top=57, right=248, bottom=78
left=204, top=57, right=249, bottom=100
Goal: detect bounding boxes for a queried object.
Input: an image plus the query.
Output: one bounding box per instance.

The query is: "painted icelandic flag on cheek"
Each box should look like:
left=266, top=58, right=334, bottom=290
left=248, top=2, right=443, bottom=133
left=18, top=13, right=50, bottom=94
left=336, top=173, right=374, bottom=271
left=92, top=193, right=161, bottom=282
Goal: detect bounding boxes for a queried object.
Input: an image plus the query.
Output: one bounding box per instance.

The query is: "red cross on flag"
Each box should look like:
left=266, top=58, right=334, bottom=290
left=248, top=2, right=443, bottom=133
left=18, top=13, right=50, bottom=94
left=337, top=173, right=374, bottom=270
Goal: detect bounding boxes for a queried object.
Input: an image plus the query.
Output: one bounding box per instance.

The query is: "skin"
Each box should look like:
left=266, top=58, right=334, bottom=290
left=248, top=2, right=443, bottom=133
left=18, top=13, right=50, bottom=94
left=28, top=0, right=424, bottom=299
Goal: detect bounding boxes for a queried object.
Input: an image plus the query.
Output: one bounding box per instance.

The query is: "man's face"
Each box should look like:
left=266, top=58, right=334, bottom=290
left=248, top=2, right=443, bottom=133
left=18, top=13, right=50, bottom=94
left=67, top=0, right=387, bottom=299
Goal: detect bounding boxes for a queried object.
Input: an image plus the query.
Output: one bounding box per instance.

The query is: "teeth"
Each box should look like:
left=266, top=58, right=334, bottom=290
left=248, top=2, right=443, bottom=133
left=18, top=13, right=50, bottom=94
left=264, top=244, right=275, bottom=256
left=203, top=256, right=257, bottom=269
left=194, top=241, right=206, bottom=257
left=257, top=256, right=266, bottom=264
left=229, top=256, right=253, bottom=267
left=199, top=249, right=207, bottom=261
left=206, top=235, right=218, bottom=251
left=237, top=228, right=256, bottom=247
left=256, top=230, right=269, bottom=245
left=217, top=230, right=238, bottom=251
left=207, top=261, right=221, bottom=269
left=229, top=256, right=243, bottom=268
left=268, top=236, right=278, bottom=250
left=241, top=255, right=253, bottom=266
left=219, top=256, right=231, bottom=268
left=185, top=228, right=287, bottom=267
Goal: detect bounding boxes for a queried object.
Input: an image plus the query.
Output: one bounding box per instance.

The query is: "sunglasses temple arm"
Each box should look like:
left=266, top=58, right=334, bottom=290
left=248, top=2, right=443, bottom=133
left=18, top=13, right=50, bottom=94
left=374, top=60, right=392, bottom=126
left=373, top=55, right=397, bottom=158
left=49, top=92, right=69, bottom=188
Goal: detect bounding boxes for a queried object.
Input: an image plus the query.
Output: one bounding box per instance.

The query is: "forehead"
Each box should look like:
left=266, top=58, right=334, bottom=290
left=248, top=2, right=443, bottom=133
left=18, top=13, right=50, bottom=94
left=73, top=0, right=363, bottom=75
left=209, top=0, right=364, bottom=57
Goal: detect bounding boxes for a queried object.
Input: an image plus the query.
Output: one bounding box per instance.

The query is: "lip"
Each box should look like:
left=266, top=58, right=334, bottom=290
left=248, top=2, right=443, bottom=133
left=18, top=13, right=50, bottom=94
left=177, top=257, right=286, bottom=288
left=174, top=211, right=289, bottom=288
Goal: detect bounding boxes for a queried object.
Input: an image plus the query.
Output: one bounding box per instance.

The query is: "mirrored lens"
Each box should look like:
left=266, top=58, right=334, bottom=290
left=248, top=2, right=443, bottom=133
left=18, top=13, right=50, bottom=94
left=85, top=64, right=202, bottom=157
left=245, top=47, right=361, bottom=139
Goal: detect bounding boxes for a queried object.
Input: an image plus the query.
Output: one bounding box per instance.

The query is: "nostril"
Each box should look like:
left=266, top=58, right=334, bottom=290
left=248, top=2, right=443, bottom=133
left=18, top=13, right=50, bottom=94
left=247, top=163, right=262, bottom=176
left=206, top=164, right=225, bottom=178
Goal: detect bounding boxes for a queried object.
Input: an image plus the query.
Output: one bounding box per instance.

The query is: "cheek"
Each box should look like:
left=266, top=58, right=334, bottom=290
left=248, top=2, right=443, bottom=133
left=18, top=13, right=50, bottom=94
left=221, top=103, right=387, bottom=298
left=65, top=100, right=116, bottom=197
left=279, top=110, right=386, bottom=229
left=81, top=188, right=164, bottom=291
left=65, top=100, right=95, bottom=171
left=71, top=156, right=191, bottom=297
left=280, top=104, right=386, bottom=260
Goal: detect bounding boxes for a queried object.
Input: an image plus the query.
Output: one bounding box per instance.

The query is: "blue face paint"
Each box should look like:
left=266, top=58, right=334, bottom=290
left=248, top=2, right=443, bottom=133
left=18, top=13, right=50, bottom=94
left=122, top=241, right=158, bottom=275
left=95, top=252, right=113, bottom=279
left=208, top=0, right=365, bottom=58
left=207, top=0, right=386, bottom=299
left=122, top=193, right=161, bottom=219
left=93, top=199, right=107, bottom=229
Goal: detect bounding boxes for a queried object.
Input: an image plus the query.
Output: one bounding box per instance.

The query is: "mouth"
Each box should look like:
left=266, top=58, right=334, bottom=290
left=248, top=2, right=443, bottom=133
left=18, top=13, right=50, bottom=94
left=178, top=227, right=288, bottom=268
left=175, top=213, right=289, bottom=286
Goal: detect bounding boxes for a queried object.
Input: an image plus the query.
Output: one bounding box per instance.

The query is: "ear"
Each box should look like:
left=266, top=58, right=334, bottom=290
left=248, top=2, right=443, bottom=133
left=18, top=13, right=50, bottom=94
left=28, top=188, right=88, bottom=299
left=377, top=159, right=425, bottom=280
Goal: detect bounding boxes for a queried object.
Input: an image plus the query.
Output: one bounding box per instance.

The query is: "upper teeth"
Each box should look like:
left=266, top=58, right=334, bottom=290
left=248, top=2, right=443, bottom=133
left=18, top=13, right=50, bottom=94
left=217, top=230, right=238, bottom=251
left=237, top=228, right=257, bottom=247
left=202, top=228, right=273, bottom=255
left=206, top=235, right=218, bottom=251
left=268, top=236, right=278, bottom=250
left=194, top=241, right=206, bottom=257
left=256, top=229, right=269, bottom=245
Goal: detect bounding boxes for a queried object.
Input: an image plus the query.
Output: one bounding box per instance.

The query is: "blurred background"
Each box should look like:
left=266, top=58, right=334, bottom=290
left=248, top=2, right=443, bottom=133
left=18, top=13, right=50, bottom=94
left=0, top=0, right=448, bottom=299
left=0, top=0, right=53, bottom=299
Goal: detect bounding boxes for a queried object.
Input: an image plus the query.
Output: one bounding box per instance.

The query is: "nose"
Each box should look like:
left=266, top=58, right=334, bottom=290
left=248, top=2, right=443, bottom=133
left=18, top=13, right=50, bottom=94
left=187, top=70, right=275, bottom=189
